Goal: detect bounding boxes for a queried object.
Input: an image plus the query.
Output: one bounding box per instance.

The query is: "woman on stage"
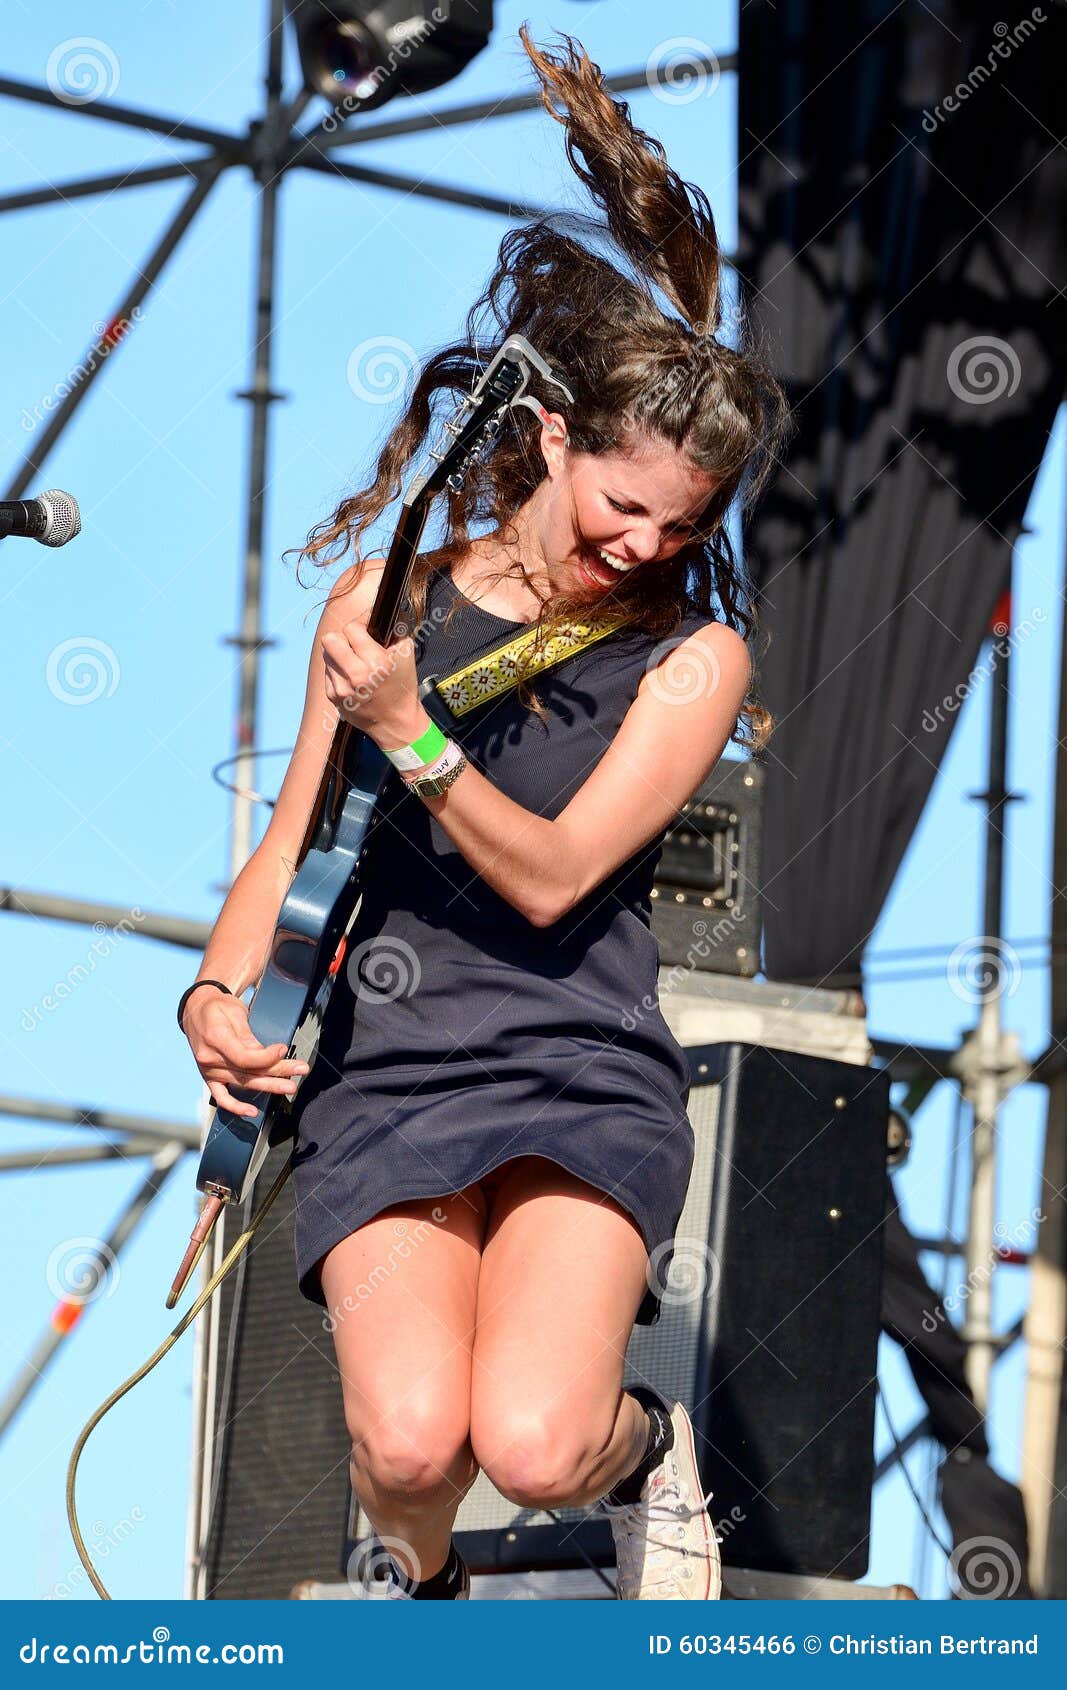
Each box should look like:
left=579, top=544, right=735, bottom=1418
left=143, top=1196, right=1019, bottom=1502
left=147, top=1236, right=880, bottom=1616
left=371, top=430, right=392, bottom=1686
left=179, top=26, right=785, bottom=1601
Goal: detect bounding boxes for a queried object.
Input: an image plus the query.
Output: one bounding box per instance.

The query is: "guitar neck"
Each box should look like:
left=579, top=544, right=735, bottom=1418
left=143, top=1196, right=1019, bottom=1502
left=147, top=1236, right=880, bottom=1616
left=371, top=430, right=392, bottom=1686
left=294, top=497, right=430, bottom=870
left=289, top=335, right=538, bottom=878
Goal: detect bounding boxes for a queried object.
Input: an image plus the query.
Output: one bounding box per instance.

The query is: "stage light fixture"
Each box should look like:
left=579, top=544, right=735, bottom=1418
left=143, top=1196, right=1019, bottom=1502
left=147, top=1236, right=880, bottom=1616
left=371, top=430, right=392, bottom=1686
left=285, top=1, right=494, bottom=114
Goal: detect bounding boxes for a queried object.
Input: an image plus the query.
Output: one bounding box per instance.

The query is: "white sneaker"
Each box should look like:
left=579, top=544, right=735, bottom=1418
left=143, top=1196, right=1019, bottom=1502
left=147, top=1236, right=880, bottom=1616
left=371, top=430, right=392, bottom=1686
left=598, top=1391, right=722, bottom=1599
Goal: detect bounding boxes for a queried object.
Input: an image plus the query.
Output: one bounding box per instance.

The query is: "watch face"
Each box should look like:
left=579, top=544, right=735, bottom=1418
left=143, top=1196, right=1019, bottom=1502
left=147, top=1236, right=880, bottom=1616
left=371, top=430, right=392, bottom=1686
left=413, top=754, right=465, bottom=796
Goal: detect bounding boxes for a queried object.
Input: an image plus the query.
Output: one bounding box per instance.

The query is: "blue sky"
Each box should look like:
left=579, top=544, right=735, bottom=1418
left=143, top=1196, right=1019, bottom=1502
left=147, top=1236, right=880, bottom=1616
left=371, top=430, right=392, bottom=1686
left=1, top=1, right=1062, bottom=1601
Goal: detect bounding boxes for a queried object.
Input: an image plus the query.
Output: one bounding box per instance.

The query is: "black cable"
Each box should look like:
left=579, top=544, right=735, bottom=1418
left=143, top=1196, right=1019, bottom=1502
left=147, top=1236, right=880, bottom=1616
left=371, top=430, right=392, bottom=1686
left=209, top=746, right=294, bottom=805
left=876, top=1379, right=953, bottom=1562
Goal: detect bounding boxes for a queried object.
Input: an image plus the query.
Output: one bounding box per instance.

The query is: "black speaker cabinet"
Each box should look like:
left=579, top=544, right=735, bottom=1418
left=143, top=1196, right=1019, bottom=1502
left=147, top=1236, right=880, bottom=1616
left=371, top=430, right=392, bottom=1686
left=651, top=755, right=764, bottom=978
left=200, top=1152, right=352, bottom=1599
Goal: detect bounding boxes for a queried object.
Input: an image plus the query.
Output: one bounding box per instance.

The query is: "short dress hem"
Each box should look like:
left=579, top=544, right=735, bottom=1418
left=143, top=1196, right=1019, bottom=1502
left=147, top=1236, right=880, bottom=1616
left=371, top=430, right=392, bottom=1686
left=295, top=1146, right=673, bottom=1326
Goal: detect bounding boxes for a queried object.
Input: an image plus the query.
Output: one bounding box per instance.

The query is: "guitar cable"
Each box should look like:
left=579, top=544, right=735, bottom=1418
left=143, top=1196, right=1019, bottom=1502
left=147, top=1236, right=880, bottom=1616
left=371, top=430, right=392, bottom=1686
left=65, top=1143, right=624, bottom=1600
left=65, top=1153, right=296, bottom=1600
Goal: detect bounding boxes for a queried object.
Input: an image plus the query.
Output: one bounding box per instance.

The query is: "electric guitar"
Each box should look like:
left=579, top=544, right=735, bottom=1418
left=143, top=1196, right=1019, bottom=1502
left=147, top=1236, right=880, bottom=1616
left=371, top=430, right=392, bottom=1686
left=168, top=336, right=574, bottom=1306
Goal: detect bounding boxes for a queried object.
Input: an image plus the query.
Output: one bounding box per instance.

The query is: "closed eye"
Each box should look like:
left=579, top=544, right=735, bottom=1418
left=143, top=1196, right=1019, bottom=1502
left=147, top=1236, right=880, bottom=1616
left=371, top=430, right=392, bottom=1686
left=606, top=493, right=702, bottom=539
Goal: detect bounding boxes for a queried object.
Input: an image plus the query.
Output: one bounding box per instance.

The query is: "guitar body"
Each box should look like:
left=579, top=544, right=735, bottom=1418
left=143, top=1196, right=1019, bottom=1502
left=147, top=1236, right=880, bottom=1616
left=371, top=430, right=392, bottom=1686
left=196, top=733, right=390, bottom=1203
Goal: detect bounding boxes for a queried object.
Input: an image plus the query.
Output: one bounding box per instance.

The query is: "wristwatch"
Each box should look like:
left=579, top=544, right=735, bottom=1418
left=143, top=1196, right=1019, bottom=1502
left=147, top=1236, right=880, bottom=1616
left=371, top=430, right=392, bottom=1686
left=405, top=750, right=469, bottom=799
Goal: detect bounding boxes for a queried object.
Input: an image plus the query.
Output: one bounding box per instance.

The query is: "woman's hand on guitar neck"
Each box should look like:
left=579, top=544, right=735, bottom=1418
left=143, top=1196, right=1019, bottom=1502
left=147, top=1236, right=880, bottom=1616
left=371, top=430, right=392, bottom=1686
left=182, top=988, right=311, bottom=1120
left=321, top=617, right=427, bottom=748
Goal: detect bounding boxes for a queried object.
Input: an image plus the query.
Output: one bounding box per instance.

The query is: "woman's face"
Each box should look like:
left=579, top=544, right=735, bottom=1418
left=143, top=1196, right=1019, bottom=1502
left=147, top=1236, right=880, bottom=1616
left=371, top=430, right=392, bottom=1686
left=539, top=421, right=719, bottom=599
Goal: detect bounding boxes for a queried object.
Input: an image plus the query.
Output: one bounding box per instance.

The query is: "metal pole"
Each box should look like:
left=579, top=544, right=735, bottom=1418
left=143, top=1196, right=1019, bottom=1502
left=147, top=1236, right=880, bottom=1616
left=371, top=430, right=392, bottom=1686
left=1021, top=469, right=1067, bottom=1596
left=2, top=159, right=230, bottom=502
left=0, top=1093, right=199, bottom=1146
left=223, top=7, right=289, bottom=885
left=961, top=594, right=1017, bottom=1408
left=296, top=53, right=738, bottom=154
left=0, top=1142, right=185, bottom=1435
left=189, top=0, right=290, bottom=1603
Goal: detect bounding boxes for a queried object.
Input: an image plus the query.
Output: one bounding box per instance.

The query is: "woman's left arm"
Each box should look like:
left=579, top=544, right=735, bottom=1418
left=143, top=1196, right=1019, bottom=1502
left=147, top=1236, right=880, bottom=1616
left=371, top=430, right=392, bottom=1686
left=323, top=619, right=751, bottom=929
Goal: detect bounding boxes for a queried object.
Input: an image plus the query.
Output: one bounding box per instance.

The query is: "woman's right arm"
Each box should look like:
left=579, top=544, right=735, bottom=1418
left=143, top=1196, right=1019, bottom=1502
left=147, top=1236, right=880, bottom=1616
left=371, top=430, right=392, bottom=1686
left=182, top=557, right=386, bottom=1117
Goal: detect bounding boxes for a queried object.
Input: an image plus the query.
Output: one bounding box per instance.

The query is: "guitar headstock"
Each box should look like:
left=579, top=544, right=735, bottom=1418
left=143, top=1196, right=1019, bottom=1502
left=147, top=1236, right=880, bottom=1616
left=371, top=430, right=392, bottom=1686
left=418, top=334, right=576, bottom=499
left=366, top=334, right=574, bottom=648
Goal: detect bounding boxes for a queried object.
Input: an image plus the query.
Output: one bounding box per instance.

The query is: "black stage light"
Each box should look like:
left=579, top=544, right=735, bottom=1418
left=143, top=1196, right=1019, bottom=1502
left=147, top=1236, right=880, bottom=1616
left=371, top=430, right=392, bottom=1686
left=285, top=1, right=494, bottom=114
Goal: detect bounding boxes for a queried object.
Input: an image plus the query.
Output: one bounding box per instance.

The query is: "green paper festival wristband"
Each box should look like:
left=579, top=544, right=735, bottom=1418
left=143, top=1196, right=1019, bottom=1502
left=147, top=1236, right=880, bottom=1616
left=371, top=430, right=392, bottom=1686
left=381, top=718, right=448, bottom=772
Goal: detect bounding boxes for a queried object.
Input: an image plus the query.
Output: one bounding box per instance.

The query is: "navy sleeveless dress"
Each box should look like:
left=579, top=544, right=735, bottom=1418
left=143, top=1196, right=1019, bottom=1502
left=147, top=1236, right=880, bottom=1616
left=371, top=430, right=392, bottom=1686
left=290, top=560, right=714, bottom=1325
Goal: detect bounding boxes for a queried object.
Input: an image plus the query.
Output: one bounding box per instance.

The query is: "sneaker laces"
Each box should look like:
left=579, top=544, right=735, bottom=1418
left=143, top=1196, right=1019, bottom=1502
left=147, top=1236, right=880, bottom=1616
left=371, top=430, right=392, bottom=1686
left=598, top=1477, right=717, bottom=1595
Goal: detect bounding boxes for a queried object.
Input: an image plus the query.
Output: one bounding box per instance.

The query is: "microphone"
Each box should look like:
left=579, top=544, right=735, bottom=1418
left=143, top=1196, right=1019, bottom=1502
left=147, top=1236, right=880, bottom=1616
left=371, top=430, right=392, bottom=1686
left=0, top=491, right=81, bottom=547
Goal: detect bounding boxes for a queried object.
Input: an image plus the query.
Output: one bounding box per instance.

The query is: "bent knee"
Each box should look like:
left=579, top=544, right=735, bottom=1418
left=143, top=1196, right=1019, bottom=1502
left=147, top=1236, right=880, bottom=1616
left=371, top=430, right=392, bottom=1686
left=470, top=1409, right=605, bottom=1507
left=350, top=1402, right=475, bottom=1500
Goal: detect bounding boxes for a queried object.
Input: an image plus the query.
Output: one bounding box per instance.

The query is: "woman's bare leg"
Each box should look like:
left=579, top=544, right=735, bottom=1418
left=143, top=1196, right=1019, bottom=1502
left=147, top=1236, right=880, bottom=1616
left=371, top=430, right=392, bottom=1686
left=468, top=1155, right=655, bottom=1509
left=318, top=1184, right=488, bottom=1584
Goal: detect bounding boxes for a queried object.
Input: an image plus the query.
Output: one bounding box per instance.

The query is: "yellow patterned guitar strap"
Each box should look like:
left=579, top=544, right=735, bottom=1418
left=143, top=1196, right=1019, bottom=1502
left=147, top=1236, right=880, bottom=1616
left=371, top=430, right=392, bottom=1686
left=423, top=607, right=641, bottom=722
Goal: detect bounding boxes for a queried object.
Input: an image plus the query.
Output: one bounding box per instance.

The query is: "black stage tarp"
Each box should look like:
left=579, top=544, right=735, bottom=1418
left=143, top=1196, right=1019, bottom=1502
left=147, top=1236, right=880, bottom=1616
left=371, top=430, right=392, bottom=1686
left=737, top=0, right=1067, bottom=991
left=736, top=0, right=1067, bottom=1595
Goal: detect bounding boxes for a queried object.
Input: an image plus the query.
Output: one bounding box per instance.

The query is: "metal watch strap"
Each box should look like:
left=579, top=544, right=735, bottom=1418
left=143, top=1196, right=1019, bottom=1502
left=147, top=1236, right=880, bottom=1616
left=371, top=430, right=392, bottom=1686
left=406, top=752, right=469, bottom=798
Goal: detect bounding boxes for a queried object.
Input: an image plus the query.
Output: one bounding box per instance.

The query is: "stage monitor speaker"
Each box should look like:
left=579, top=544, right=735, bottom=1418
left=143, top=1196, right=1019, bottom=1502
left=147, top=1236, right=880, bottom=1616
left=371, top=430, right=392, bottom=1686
left=651, top=754, right=764, bottom=978
left=199, top=1149, right=352, bottom=1599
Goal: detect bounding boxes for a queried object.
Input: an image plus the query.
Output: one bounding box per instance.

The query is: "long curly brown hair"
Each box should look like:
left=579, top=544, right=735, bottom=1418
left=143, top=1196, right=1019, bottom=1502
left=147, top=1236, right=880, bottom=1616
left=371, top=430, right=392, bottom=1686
left=286, top=25, right=789, bottom=754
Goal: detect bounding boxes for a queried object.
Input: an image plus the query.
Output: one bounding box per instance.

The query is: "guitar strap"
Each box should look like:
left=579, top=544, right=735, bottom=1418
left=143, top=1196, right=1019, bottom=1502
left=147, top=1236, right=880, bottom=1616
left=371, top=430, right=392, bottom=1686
left=416, top=604, right=642, bottom=727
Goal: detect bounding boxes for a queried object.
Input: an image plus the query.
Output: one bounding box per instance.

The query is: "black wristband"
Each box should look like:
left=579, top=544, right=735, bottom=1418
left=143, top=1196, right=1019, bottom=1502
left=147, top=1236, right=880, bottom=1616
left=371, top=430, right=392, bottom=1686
left=177, top=978, right=233, bottom=1035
